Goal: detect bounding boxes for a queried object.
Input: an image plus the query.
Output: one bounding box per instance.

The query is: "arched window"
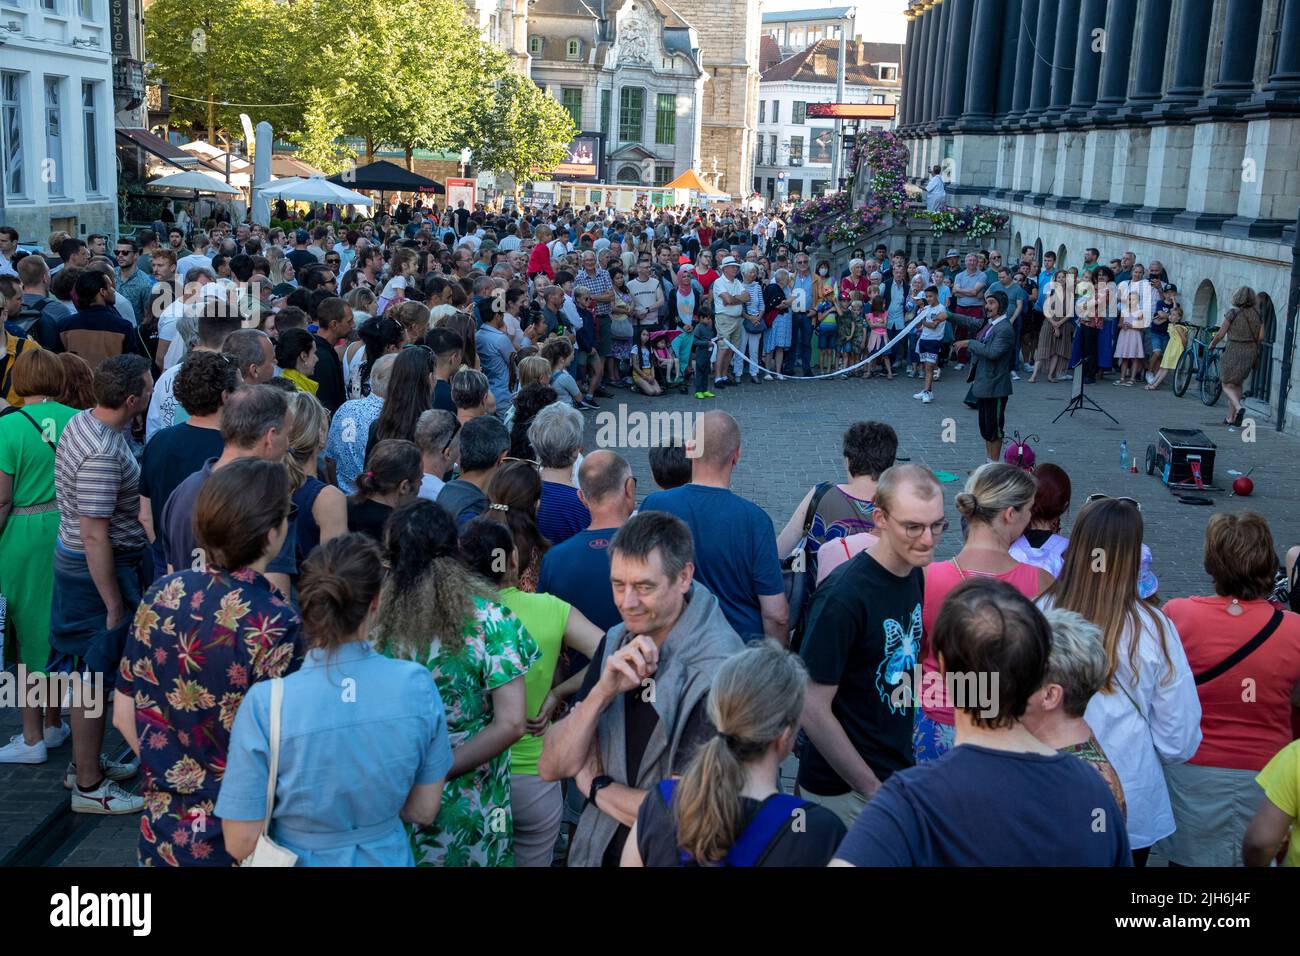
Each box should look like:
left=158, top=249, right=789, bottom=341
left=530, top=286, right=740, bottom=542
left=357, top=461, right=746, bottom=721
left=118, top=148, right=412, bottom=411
left=616, top=164, right=642, bottom=185
left=1057, top=244, right=1068, bottom=268
left=529, top=36, right=543, bottom=56
left=567, top=38, right=581, bottom=60
left=1193, top=279, right=1218, bottom=329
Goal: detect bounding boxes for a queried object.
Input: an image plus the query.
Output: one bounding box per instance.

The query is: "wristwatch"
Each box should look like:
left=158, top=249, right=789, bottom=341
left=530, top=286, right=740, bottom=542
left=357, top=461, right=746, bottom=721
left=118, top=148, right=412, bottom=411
left=588, top=774, right=614, bottom=807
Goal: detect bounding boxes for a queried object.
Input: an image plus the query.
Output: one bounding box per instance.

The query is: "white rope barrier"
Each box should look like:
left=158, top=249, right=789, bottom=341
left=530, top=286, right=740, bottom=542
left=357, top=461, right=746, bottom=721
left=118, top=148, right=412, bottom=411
left=715, top=311, right=929, bottom=382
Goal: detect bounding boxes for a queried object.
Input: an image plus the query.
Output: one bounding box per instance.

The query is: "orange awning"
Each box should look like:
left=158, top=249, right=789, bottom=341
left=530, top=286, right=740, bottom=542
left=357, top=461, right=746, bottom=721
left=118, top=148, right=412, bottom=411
left=662, top=169, right=724, bottom=194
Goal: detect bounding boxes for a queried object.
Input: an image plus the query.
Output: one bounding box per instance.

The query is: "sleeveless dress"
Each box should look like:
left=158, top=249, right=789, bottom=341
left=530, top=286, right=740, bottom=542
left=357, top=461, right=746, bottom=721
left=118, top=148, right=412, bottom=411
left=913, top=559, right=1042, bottom=762
left=292, top=475, right=327, bottom=564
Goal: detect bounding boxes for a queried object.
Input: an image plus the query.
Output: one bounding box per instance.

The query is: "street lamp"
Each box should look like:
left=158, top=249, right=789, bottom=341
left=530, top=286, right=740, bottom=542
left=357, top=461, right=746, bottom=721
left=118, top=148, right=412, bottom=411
left=829, top=10, right=855, bottom=192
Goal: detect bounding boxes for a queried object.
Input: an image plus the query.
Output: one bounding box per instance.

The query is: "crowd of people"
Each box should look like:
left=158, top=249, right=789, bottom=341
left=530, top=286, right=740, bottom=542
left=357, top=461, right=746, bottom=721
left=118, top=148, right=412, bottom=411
left=0, top=202, right=1297, bottom=869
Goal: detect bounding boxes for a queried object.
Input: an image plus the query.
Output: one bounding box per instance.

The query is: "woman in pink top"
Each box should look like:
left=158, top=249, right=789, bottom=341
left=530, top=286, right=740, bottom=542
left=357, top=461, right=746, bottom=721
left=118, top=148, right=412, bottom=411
left=915, top=463, right=1054, bottom=761
left=839, top=258, right=871, bottom=301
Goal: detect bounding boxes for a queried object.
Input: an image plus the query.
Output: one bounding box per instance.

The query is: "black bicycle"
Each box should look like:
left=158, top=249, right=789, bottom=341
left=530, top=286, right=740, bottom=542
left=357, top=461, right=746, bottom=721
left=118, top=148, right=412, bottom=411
left=1172, top=324, right=1222, bottom=406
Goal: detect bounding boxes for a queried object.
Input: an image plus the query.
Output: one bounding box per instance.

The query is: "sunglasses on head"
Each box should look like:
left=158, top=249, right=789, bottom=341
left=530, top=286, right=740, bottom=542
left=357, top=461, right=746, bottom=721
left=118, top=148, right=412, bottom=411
left=1084, top=493, right=1141, bottom=511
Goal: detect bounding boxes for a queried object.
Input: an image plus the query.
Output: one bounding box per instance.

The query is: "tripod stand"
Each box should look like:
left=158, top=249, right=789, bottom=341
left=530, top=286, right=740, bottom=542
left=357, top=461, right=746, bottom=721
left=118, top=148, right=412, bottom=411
left=1053, top=363, right=1119, bottom=424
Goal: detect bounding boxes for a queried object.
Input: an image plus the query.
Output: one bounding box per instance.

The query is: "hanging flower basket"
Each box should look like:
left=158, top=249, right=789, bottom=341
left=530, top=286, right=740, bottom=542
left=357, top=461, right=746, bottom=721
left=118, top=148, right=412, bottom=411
left=918, top=205, right=1010, bottom=241
left=789, top=130, right=909, bottom=247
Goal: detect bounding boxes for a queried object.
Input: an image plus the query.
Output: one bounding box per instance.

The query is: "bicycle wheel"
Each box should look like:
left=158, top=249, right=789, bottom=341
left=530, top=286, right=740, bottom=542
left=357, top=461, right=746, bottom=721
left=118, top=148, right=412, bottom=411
left=1200, top=352, right=1222, bottom=406
left=1172, top=349, right=1195, bottom=397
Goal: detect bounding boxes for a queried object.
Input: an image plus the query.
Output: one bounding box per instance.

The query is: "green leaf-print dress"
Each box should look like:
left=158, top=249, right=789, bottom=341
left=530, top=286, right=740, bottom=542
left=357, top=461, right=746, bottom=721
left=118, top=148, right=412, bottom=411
left=404, top=595, right=539, bottom=867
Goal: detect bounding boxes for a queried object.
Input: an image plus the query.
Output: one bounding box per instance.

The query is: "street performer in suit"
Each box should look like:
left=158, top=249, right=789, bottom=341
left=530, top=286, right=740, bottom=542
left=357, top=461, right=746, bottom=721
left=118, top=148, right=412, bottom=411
left=953, top=290, right=1017, bottom=464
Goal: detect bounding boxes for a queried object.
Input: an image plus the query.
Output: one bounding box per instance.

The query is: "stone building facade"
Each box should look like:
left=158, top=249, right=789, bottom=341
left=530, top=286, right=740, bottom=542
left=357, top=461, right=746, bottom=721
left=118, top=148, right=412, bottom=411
left=0, top=0, right=119, bottom=243
left=687, top=0, right=761, bottom=197
left=528, top=0, right=705, bottom=186
left=899, top=0, right=1300, bottom=433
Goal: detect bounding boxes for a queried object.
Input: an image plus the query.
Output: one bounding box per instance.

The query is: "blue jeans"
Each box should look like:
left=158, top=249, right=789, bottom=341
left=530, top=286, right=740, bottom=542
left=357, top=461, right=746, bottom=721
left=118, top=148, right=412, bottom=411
left=49, top=542, right=148, bottom=691
left=785, top=313, right=812, bottom=374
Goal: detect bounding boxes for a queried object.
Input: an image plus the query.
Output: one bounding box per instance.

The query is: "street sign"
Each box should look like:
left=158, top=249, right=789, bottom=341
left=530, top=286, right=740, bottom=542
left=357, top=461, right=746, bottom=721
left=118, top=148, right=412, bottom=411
left=806, top=103, right=896, bottom=120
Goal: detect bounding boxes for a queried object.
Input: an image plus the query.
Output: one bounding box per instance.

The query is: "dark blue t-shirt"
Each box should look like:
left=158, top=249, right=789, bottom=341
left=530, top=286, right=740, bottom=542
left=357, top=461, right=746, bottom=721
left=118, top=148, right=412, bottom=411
left=640, top=484, right=783, bottom=638
left=140, top=423, right=225, bottom=580
left=537, top=527, right=621, bottom=633
left=834, top=744, right=1133, bottom=867
left=537, top=480, right=591, bottom=546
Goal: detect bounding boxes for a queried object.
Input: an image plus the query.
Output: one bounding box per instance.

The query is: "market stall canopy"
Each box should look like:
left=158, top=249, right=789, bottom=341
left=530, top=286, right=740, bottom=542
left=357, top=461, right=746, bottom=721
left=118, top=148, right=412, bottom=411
left=258, top=174, right=372, bottom=206
left=662, top=169, right=725, bottom=195
left=327, top=160, right=445, bottom=194
left=145, top=170, right=242, bottom=194
left=272, top=154, right=324, bottom=178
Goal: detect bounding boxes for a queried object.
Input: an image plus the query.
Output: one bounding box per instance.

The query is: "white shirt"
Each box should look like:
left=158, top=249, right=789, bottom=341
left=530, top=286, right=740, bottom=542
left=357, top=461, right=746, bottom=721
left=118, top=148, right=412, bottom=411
left=0, top=251, right=17, bottom=277
left=561, top=293, right=582, bottom=332
left=145, top=361, right=184, bottom=442
left=155, top=298, right=187, bottom=348
left=419, top=472, right=445, bottom=502
left=498, top=235, right=521, bottom=253
left=176, top=253, right=211, bottom=280
left=925, top=174, right=946, bottom=212
left=1040, top=597, right=1202, bottom=849
left=712, top=275, right=745, bottom=318
left=916, top=304, right=947, bottom=341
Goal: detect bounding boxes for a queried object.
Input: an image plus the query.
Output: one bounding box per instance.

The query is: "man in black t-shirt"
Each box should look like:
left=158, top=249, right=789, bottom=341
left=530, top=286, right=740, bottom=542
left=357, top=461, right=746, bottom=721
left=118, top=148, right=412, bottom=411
left=832, top=580, right=1132, bottom=867
left=798, top=464, right=945, bottom=828
left=309, top=296, right=352, bottom=414
left=540, top=512, right=743, bottom=866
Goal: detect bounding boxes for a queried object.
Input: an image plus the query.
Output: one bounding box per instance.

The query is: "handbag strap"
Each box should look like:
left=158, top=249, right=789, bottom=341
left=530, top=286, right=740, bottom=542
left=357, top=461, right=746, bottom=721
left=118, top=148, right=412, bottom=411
left=262, top=677, right=284, bottom=835
left=0, top=405, right=56, bottom=449
left=1194, top=609, right=1284, bottom=686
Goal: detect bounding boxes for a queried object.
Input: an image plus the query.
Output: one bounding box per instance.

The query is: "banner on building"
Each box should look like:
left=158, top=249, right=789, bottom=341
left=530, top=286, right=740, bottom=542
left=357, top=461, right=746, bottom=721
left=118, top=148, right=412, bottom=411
left=109, top=0, right=132, bottom=56
left=805, top=103, right=896, bottom=120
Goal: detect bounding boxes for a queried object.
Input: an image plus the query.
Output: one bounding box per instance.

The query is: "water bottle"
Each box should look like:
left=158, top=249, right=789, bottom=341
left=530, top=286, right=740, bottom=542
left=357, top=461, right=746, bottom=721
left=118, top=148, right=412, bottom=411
left=1119, top=439, right=1128, bottom=470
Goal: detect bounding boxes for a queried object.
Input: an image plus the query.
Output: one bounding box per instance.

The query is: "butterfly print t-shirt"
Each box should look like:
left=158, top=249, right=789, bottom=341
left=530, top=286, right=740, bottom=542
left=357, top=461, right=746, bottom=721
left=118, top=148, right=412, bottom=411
left=797, top=551, right=923, bottom=796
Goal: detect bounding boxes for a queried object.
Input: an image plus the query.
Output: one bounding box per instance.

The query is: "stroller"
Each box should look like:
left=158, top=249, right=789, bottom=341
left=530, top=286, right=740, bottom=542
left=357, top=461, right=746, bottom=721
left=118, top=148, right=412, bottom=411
left=650, top=328, right=690, bottom=392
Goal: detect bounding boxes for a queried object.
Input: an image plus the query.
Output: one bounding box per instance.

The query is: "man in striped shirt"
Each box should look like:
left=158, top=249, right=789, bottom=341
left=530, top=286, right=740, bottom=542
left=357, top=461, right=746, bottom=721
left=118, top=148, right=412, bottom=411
left=51, top=353, right=153, bottom=815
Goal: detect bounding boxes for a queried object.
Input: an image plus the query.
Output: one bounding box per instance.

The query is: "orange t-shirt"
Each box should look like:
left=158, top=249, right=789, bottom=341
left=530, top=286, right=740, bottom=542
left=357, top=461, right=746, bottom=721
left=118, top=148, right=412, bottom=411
left=1164, top=596, right=1300, bottom=771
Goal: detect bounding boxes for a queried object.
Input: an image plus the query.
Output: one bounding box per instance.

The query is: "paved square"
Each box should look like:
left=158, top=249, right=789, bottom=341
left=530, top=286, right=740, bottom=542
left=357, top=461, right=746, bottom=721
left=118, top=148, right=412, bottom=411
left=582, top=372, right=1300, bottom=601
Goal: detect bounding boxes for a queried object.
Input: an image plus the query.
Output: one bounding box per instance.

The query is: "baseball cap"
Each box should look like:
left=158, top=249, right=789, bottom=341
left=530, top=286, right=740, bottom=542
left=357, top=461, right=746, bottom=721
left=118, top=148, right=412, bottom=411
left=295, top=229, right=310, bottom=243
left=678, top=255, right=691, bottom=265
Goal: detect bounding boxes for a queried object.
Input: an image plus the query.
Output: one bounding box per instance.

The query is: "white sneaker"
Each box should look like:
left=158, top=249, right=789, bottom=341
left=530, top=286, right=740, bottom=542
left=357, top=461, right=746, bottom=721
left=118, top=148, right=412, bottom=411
left=71, top=777, right=145, bottom=815
left=64, top=754, right=140, bottom=790
left=1144, top=371, right=1155, bottom=386
left=0, top=733, right=48, bottom=764
left=906, top=367, right=915, bottom=378
left=953, top=363, right=965, bottom=370
left=913, top=389, right=927, bottom=400
left=921, top=391, right=935, bottom=403
left=933, top=369, right=941, bottom=381
left=1011, top=371, right=1021, bottom=381
left=44, top=721, right=70, bottom=749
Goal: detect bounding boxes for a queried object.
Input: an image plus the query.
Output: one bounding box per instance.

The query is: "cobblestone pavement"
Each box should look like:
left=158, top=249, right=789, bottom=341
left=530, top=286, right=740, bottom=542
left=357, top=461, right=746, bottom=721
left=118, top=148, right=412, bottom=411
left=5, top=367, right=1297, bottom=866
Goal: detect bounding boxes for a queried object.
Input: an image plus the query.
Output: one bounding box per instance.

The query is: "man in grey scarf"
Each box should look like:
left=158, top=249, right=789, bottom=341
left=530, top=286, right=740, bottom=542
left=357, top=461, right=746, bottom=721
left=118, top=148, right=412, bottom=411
left=539, top=511, right=743, bottom=866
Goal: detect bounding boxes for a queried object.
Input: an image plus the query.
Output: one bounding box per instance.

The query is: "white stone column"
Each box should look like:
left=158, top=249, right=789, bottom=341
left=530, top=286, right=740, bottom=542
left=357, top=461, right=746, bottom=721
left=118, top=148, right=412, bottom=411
left=1052, top=129, right=1086, bottom=203
left=951, top=133, right=998, bottom=195
left=1079, top=127, right=1117, bottom=210
left=1234, top=117, right=1300, bottom=223
left=1012, top=133, right=1033, bottom=194
left=1107, top=127, right=1150, bottom=210
left=1177, top=121, right=1248, bottom=227
left=994, top=133, right=1016, bottom=192
left=1030, top=131, right=1059, bottom=194
left=1139, top=125, right=1195, bottom=221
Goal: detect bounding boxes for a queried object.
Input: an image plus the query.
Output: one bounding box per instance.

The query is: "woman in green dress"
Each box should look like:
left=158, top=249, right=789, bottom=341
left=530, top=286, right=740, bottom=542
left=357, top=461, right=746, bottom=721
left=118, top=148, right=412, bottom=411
left=373, top=498, right=538, bottom=866
left=0, top=349, right=81, bottom=764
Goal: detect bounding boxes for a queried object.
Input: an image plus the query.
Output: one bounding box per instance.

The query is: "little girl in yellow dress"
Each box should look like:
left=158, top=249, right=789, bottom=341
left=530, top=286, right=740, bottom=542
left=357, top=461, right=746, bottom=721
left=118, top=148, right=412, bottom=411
left=1147, top=305, right=1187, bottom=390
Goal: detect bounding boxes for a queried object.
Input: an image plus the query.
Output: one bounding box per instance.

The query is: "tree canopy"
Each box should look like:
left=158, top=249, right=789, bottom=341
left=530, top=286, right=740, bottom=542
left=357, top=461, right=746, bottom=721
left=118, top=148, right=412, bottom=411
left=144, top=0, right=574, bottom=179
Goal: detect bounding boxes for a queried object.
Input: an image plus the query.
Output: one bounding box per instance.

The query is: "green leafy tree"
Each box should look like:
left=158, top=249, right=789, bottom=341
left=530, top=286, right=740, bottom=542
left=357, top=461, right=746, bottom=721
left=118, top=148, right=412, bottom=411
left=287, top=91, right=356, bottom=175
left=466, top=74, right=577, bottom=196
left=145, top=0, right=301, bottom=141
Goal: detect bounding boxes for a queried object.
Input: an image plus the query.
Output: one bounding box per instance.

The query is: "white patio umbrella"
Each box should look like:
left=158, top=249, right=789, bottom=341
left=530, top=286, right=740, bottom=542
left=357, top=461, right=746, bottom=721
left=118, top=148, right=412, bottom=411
left=257, top=174, right=372, bottom=206
left=147, top=170, right=243, bottom=194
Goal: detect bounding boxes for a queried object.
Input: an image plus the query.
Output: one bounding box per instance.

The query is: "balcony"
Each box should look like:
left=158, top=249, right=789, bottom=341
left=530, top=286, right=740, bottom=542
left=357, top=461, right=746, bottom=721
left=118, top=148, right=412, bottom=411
left=113, top=56, right=144, bottom=112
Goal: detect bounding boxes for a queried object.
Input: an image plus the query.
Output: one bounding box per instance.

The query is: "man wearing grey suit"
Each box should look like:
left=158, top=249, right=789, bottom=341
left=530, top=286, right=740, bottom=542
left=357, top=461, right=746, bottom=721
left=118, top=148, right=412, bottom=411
left=953, top=290, right=1016, bottom=463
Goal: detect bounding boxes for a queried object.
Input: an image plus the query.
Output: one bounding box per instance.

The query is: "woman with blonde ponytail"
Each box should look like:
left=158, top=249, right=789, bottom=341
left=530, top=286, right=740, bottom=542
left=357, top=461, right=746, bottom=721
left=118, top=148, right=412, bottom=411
left=914, top=462, right=1054, bottom=764
left=284, top=390, right=347, bottom=562
left=621, top=642, right=846, bottom=867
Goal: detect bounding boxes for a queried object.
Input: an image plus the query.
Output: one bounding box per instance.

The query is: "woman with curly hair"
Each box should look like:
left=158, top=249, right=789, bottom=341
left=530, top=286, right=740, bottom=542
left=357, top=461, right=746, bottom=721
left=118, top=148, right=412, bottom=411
left=373, top=499, right=538, bottom=866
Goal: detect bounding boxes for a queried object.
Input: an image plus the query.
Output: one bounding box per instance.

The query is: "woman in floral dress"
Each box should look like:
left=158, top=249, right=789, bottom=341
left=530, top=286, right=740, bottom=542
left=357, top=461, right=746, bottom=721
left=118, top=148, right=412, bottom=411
left=374, top=499, right=538, bottom=867
left=112, top=459, right=303, bottom=866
